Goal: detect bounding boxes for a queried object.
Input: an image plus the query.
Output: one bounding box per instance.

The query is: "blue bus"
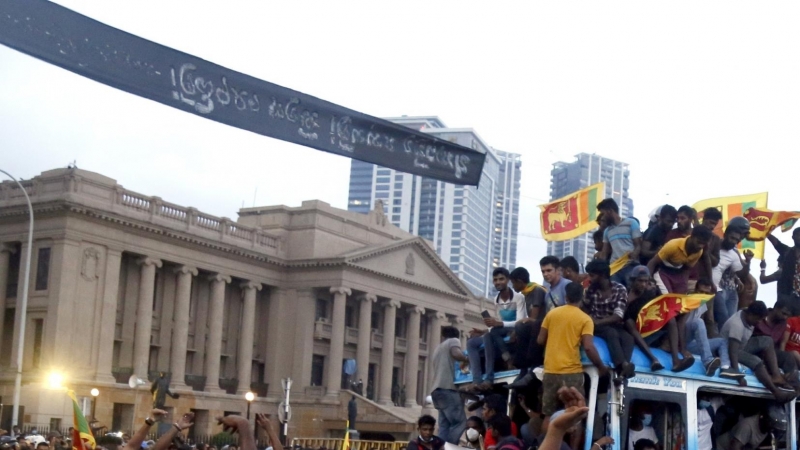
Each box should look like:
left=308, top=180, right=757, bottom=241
left=455, top=337, right=797, bottom=450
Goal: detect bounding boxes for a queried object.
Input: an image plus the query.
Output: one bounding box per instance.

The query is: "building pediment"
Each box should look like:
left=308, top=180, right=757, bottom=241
left=343, top=238, right=472, bottom=298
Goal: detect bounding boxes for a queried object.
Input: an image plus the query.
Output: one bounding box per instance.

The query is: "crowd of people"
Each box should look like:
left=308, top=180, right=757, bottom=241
left=0, top=412, right=281, bottom=450
left=422, top=198, right=800, bottom=450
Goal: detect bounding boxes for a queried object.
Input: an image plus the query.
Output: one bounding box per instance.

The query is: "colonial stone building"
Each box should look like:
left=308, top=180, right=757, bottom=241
left=0, top=168, right=486, bottom=440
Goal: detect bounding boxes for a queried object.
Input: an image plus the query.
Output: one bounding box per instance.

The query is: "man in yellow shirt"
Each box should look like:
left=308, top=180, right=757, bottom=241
left=647, top=226, right=713, bottom=295
left=537, top=282, right=608, bottom=445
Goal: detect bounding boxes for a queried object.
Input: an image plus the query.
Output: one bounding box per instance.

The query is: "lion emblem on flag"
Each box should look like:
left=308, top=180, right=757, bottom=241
left=548, top=201, right=571, bottom=230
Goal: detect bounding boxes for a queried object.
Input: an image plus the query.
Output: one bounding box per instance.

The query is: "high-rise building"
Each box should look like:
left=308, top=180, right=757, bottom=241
left=547, top=153, right=633, bottom=267
left=347, top=116, right=521, bottom=297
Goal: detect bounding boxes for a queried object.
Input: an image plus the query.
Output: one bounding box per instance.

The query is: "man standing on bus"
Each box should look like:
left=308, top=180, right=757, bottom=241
left=538, top=282, right=607, bottom=450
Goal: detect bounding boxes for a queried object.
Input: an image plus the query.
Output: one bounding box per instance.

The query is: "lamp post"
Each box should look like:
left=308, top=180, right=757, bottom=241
left=0, top=169, right=33, bottom=432
left=90, top=389, right=99, bottom=421
left=244, top=391, right=254, bottom=419
left=245, top=391, right=256, bottom=443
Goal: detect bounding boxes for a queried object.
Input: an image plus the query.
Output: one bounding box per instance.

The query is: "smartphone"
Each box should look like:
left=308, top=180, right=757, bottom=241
left=481, top=310, right=491, bottom=318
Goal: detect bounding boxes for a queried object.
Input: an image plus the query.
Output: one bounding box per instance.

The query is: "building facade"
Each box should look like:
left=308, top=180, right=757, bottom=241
left=347, top=116, right=521, bottom=297
left=0, top=168, right=487, bottom=440
left=546, top=153, right=634, bottom=266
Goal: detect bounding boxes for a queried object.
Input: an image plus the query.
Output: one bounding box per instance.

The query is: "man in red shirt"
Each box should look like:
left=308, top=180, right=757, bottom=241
left=753, top=300, right=799, bottom=389
left=782, top=311, right=800, bottom=368
left=481, top=394, right=518, bottom=450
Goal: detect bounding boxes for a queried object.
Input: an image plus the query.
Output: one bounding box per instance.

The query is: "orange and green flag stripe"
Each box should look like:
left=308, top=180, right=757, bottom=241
left=67, top=390, right=96, bottom=450
left=693, top=192, right=767, bottom=259
left=540, top=182, right=605, bottom=242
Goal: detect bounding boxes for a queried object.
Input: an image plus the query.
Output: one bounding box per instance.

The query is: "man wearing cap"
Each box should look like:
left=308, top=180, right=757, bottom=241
left=715, top=405, right=786, bottom=450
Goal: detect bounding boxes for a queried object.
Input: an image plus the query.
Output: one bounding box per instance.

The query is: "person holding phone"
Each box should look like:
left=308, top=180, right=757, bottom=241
left=464, top=268, right=527, bottom=392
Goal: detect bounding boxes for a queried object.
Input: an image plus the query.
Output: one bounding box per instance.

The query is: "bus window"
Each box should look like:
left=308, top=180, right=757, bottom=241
left=697, top=390, right=789, bottom=450
left=624, top=399, right=684, bottom=450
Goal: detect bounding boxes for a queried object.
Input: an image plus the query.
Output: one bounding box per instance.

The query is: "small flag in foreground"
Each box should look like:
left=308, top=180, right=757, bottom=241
left=343, top=420, right=350, bottom=450
left=540, top=182, right=605, bottom=242
left=693, top=192, right=768, bottom=259
left=637, top=293, right=713, bottom=337
left=67, top=390, right=96, bottom=450
left=743, top=207, right=800, bottom=241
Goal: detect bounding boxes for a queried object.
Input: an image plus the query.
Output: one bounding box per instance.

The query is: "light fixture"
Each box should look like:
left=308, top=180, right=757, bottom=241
left=91, top=388, right=99, bottom=397
left=47, top=372, right=64, bottom=389
left=245, top=391, right=255, bottom=402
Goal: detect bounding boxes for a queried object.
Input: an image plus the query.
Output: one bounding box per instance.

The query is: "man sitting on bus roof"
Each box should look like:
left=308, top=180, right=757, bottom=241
left=508, top=266, right=548, bottom=390
left=719, top=301, right=796, bottom=402
left=684, top=279, right=725, bottom=377
left=595, top=198, right=642, bottom=288
left=583, top=259, right=636, bottom=380
left=623, top=265, right=689, bottom=373
left=464, top=268, right=527, bottom=392
left=752, top=299, right=800, bottom=391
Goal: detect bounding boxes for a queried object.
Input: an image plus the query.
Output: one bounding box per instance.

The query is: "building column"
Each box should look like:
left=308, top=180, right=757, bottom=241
left=204, top=273, right=231, bottom=393
left=404, top=306, right=424, bottom=407
left=95, top=248, right=123, bottom=383
left=237, top=281, right=262, bottom=394
left=425, top=311, right=447, bottom=394
left=326, top=286, right=351, bottom=398
left=452, top=317, right=466, bottom=348
left=356, top=293, right=376, bottom=386
left=0, top=244, right=16, bottom=356
left=170, top=265, right=197, bottom=389
left=378, top=299, right=401, bottom=406
left=133, top=257, right=162, bottom=378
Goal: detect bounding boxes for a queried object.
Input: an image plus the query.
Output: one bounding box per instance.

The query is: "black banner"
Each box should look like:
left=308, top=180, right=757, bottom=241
left=0, top=0, right=486, bottom=185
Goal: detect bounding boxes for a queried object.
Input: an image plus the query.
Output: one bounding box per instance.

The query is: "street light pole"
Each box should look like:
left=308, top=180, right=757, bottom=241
left=0, top=169, right=33, bottom=431
left=91, top=389, right=99, bottom=421
left=244, top=391, right=255, bottom=443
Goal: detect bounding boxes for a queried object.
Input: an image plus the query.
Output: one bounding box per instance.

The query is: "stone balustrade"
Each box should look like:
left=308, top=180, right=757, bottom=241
left=0, top=170, right=281, bottom=255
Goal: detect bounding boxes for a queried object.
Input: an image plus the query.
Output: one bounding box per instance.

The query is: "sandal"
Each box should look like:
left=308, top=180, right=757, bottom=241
left=672, top=356, right=695, bottom=373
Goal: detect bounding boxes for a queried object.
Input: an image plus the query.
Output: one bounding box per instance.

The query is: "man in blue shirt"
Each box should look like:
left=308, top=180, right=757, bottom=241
left=596, top=198, right=642, bottom=288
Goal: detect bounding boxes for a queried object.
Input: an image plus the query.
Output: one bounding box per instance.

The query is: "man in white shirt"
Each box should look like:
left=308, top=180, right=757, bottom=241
left=627, top=405, right=658, bottom=450
left=465, top=268, right=527, bottom=391
left=712, top=222, right=754, bottom=327
left=696, top=395, right=724, bottom=450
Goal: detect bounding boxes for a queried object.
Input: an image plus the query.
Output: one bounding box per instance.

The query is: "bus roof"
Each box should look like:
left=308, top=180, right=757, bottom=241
left=454, top=336, right=766, bottom=390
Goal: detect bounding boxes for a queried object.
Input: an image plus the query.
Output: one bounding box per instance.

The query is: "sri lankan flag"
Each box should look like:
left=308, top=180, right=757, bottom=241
left=540, top=183, right=605, bottom=242
left=693, top=192, right=767, bottom=259
left=67, top=390, right=96, bottom=450
left=743, top=207, right=800, bottom=241
left=610, top=253, right=630, bottom=276
left=637, top=293, right=714, bottom=337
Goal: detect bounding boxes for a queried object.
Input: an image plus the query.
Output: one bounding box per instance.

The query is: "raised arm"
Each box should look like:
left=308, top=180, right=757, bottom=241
left=256, top=414, right=284, bottom=450
left=153, top=413, right=194, bottom=450
left=124, top=409, right=166, bottom=450
left=217, top=415, right=256, bottom=450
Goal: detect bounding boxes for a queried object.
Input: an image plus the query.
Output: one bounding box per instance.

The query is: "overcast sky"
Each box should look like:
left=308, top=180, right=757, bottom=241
left=1, top=1, right=798, bottom=303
